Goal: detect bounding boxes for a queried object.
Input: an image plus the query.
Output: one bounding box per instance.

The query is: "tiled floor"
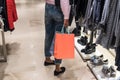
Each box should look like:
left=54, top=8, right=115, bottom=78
left=0, top=1, right=96, bottom=80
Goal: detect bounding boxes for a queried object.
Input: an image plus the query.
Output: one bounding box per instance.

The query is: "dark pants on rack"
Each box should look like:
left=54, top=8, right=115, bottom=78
left=115, top=46, right=120, bottom=67
left=44, top=3, right=63, bottom=65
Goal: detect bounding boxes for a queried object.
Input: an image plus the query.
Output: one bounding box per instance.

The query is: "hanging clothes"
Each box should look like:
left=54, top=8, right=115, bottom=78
left=74, top=0, right=88, bottom=21
left=114, top=0, right=120, bottom=47
left=83, top=0, right=105, bottom=31
left=6, top=0, right=18, bottom=31
left=96, top=0, right=118, bottom=49
left=115, top=45, right=120, bottom=71
left=0, top=0, right=10, bottom=31
left=93, top=0, right=105, bottom=24
left=83, top=0, right=94, bottom=30
left=114, top=0, right=120, bottom=71
left=99, top=0, right=110, bottom=26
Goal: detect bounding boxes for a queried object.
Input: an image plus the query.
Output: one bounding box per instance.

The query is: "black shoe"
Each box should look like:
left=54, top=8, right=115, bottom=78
left=81, top=43, right=96, bottom=54
left=81, top=43, right=91, bottom=53
left=44, top=61, right=55, bottom=66
left=54, top=67, right=66, bottom=76
left=85, top=44, right=96, bottom=54
left=72, top=28, right=81, bottom=36
left=77, top=36, right=88, bottom=45
left=117, top=66, right=120, bottom=71
left=85, top=47, right=96, bottom=54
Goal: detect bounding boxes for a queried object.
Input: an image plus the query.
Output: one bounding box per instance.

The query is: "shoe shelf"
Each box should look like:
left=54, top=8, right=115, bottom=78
left=87, top=45, right=120, bottom=80
left=87, top=61, right=120, bottom=80
left=75, top=37, right=102, bottom=61
left=109, top=49, right=115, bottom=57
left=75, top=37, right=120, bottom=80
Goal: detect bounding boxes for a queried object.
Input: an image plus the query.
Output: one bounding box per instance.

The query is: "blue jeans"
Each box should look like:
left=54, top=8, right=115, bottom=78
left=44, top=3, right=63, bottom=65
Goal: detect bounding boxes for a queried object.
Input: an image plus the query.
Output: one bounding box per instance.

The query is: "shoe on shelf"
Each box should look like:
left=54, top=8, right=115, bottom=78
left=77, top=36, right=88, bottom=46
left=102, top=59, right=109, bottom=65
left=99, top=55, right=104, bottom=59
left=84, top=47, right=96, bottom=54
left=91, top=58, right=108, bottom=66
left=44, top=60, right=55, bottom=66
left=81, top=43, right=91, bottom=53
left=90, top=54, right=104, bottom=62
left=54, top=67, right=66, bottom=76
left=102, top=65, right=110, bottom=75
left=81, top=43, right=97, bottom=54
left=117, top=66, right=120, bottom=71
left=109, top=66, right=116, bottom=77
left=102, top=65, right=116, bottom=77
left=72, top=28, right=81, bottom=36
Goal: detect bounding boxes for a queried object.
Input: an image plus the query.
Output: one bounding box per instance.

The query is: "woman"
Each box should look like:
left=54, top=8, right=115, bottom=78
left=44, top=0, right=71, bottom=76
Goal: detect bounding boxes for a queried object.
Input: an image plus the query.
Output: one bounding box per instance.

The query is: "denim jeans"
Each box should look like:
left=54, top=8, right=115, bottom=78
left=44, top=3, right=64, bottom=65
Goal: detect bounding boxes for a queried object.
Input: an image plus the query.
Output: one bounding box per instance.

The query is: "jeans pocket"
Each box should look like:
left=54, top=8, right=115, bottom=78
left=53, top=8, right=63, bottom=22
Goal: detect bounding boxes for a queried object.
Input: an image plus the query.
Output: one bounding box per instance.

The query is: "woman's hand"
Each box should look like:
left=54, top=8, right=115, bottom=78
left=64, top=19, right=69, bottom=27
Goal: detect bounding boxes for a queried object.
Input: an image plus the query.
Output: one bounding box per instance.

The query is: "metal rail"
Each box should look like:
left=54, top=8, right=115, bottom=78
left=0, top=7, right=7, bottom=62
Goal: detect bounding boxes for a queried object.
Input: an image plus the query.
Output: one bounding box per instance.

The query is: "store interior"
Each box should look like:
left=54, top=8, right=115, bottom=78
left=0, top=0, right=120, bottom=80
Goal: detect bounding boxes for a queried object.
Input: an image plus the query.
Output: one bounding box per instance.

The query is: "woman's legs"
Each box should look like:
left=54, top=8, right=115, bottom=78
left=45, top=4, right=55, bottom=63
left=45, top=3, right=65, bottom=75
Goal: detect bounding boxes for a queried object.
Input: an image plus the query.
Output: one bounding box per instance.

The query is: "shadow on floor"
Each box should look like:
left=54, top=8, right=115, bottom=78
left=0, top=42, right=20, bottom=80
left=6, top=42, right=20, bottom=55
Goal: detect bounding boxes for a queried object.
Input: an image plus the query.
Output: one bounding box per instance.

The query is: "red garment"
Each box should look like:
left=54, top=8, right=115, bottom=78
left=6, top=0, right=18, bottom=30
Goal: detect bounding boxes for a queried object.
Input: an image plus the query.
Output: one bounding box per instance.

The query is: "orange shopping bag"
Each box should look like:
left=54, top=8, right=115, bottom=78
left=54, top=27, right=75, bottom=59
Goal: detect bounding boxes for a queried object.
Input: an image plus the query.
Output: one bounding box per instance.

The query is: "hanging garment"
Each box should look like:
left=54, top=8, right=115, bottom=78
left=83, top=0, right=93, bottom=27
left=96, top=0, right=118, bottom=49
left=75, top=0, right=88, bottom=21
left=84, top=0, right=96, bottom=31
left=93, top=0, right=104, bottom=24
left=106, top=0, right=120, bottom=48
left=99, top=0, right=110, bottom=26
left=0, top=0, right=10, bottom=31
left=113, top=0, right=120, bottom=71
left=86, top=0, right=105, bottom=31
left=6, top=0, right=18, bottom=31
left=114, top=0, right=120, bottom=47
left=81, top=0, right=88, bottom=17
left=115, top=46, right=120, bottom=70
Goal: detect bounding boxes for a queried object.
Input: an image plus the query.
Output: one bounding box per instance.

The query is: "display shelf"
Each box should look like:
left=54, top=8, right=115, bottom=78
left=75, top=37, right=102, bottom=61
left=109, top=49, right=115, bottom=57
left=87, top=61, right=120, bottom=80
left=75, top=36, right=120, bottom=80
left=86, top=45, right=120, bottom=80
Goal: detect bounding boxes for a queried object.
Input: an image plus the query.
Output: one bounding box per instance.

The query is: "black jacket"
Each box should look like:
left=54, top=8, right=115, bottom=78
left=0, top=0, right=10, bottom=31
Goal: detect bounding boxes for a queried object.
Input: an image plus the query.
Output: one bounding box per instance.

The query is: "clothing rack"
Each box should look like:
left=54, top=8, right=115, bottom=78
left=0, top=7, right=7, bottom=62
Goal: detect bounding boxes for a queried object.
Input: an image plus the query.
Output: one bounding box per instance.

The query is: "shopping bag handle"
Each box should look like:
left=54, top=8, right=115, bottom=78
left=61, top=26, right=70, bottom=34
